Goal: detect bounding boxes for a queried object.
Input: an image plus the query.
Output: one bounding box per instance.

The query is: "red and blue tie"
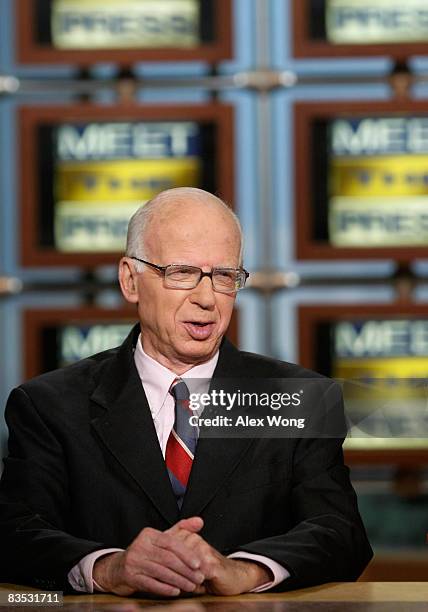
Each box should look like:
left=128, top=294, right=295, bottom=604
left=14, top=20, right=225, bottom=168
left=165, top=378, right=197, bottom=507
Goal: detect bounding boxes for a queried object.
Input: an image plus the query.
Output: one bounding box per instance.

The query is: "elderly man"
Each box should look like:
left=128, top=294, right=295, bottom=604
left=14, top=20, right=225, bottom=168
left=0, top=188, right=372, bottom=596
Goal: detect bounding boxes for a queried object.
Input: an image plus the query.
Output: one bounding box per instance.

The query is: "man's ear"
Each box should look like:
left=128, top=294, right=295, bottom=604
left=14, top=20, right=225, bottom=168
left=118, top=257, right=139, bottom=304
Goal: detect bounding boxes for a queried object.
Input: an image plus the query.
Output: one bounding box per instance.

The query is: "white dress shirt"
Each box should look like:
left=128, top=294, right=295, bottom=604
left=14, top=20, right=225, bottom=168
left=68, top=336, right=289, bottom=592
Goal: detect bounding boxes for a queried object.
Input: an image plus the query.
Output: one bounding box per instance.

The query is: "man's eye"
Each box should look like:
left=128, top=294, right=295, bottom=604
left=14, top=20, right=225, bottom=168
left=215, top=271, right=236, bottom=283
left=169, top=267, right=197, bottom=279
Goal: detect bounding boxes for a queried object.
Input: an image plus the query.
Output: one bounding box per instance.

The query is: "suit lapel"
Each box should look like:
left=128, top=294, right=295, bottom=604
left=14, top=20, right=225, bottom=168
left=181, top=339, right=254, bottom=517
left=90, top=326, right=179, bottom=525
left=180, top=437, right=253, bottom=518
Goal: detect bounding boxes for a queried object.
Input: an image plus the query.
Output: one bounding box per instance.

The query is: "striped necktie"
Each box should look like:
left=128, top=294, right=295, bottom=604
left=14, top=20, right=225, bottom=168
left=165, top=378, right=197, bottom=507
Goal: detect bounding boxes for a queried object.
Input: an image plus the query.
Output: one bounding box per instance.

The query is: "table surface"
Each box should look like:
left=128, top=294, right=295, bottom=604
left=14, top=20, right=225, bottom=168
left=1, top=582, right=428, bottom=611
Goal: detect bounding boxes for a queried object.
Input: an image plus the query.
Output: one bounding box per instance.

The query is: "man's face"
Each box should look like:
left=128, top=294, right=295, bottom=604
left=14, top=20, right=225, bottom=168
left=126, top=202, right=240, bottom=373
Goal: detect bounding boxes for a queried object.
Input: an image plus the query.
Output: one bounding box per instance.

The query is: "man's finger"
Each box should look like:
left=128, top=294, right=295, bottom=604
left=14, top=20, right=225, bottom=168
left=155, top=547, right=205, bottom=584
left=133, top=573, right=181, bottom=597
left=155, top=531, right=204, bottom=570
left=137, top=559, right=203, bottom=592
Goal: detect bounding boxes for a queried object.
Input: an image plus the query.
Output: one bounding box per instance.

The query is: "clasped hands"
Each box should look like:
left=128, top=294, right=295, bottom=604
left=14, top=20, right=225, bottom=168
left=93, top=516, right=271, bottom=597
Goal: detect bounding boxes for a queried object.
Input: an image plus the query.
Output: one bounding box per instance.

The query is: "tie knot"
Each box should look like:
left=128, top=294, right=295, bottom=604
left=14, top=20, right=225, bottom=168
left=169, top=378, right=190, bottom=402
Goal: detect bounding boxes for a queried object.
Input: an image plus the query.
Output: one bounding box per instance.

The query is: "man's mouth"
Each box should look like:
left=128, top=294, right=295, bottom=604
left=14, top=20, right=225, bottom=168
left=183, top=321, right=216, bottom=340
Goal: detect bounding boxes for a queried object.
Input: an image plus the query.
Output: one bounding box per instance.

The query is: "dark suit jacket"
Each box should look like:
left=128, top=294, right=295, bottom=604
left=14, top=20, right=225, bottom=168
left=0, top=326, right=372, bottom=591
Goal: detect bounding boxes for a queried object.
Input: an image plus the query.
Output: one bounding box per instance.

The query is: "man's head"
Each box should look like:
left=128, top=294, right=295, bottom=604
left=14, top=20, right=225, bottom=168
left=119, top=187, right=243, bottom=374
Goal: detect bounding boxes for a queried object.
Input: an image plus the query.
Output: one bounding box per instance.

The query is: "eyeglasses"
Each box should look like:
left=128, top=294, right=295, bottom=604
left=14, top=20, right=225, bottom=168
left=130, top=257, right=249, bottom=294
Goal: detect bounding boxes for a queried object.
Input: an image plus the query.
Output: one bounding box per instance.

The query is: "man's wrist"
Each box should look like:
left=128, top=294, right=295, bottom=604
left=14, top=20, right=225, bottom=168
left=93, top=551, right=122, bottom=592
left=233, top=559, right=274, bottom=592
left=227, top=551, right=289, bottom=591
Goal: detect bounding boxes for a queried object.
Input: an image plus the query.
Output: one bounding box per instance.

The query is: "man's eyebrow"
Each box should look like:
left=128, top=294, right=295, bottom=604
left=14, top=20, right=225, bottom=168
left=167, top=262, right=240, bottom=268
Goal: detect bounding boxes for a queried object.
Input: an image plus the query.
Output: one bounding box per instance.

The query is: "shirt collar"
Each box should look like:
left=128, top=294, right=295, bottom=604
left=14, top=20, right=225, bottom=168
left=134, top=335, right=219, bottom=418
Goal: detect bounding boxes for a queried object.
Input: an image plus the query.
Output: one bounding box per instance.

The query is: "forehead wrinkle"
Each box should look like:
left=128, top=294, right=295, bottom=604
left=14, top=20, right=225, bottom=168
left=145, top=199, right=240, bottom=263
left=146, top=191, right=238, bottom=231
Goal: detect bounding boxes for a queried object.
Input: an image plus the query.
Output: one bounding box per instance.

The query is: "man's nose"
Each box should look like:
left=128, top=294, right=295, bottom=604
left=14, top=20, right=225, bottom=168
left=188, top=275, right=216, bottom=308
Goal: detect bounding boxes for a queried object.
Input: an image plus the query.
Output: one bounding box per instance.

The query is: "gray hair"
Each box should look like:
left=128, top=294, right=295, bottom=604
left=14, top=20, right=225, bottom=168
left=125, top=188, right=243, bottom=269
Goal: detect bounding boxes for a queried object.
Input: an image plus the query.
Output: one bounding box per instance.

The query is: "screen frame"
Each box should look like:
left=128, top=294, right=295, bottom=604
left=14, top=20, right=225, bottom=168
left=16, top=0, right=233, bottom=64
left=19, top=103, right=235, bottom=267
left=295, top=100, right=428, bottom=261
left=24, top=306, right=137, bottom=379
left=292, top=0, right=428, bottom=60
left=23, top=306, right=239, bottom=379
left=298, top=303, right=428, bottom=463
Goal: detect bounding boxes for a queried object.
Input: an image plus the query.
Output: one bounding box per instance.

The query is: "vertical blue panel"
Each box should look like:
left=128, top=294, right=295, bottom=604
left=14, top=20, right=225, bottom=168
left=219, top=88, right=266, bottom=355
left=219, top=89, right=259, bottom=268
left=0, top=302, right=9, bottom=459
left=0, top=97, right=17, bottom=276
left=409, top=57, right=428, bottom=74
left=219, top=0, right=255, bottom=74
left=236, top=290, right=265, bottom=354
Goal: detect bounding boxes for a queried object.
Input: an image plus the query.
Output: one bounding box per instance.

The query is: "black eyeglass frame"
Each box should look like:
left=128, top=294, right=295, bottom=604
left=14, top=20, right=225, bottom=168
left=130, top=256, right=249, bottom=293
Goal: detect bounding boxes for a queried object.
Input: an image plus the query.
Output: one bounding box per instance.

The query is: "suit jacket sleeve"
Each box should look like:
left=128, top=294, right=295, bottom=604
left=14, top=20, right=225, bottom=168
left=0, top=387, right=106, bottom=590
left=229, top=383, right=373, bottom=590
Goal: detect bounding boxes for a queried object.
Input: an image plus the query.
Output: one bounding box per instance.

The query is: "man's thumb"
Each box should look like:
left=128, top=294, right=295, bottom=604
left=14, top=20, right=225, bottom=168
left=168, top=516, right=204, bottom=534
